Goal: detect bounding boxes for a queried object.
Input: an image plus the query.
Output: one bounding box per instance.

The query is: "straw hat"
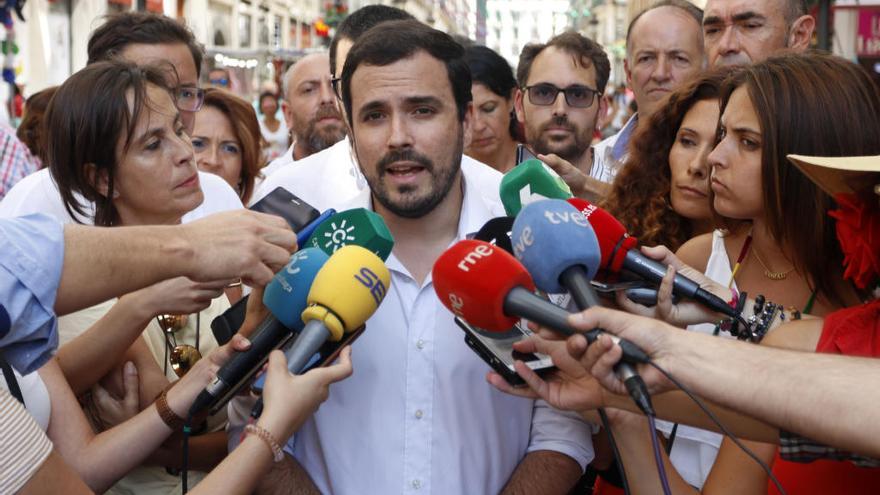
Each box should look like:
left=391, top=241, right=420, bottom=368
left=787, top=154, right=880, bottom=197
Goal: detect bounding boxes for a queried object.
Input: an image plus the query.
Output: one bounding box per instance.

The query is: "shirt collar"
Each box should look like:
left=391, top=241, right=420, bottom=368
left=611, top=113, right=639, bottom=161
left=342, top=160, right=498, bottom=279
left=343, top=160, right=493, bottom=241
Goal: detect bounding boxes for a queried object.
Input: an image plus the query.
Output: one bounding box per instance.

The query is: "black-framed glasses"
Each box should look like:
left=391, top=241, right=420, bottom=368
left=175, top=86, right=205, bottom=113
left=330, top=77, right=342, bottom=100
left=523, top=83, right=601, bottom=108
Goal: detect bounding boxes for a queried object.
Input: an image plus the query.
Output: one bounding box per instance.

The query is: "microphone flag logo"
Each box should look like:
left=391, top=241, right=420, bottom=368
left=322, top=219, right=357, bottom=252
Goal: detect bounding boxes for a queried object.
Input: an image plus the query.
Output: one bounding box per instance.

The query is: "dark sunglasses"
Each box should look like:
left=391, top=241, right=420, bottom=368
left=523, top=83, right=601, bottom=108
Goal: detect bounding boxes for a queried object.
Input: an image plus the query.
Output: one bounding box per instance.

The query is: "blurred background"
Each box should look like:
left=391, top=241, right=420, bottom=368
left=3, top=0, right=874, bottom=115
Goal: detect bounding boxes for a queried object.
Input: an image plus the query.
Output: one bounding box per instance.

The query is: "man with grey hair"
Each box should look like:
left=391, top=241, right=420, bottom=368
left=591, top=0, right=704, bottom=183
left=703, top=0, right=814, bottom=66
left=260, top=53, right=346, bottom=177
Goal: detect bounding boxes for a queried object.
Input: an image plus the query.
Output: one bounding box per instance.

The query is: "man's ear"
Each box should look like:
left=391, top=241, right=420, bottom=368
left=462, top=101, right=474, bottom=147
left=596, top=94, right=609, bottom=132
left=788, top=15, right=815, bottom=51
left=86, top=163, right=117, bottom=199
left=624, top=58, right=633, bottom=88
left=514, top=88, right=526, bottom=124
left=281, top=101, right=295, bottom=130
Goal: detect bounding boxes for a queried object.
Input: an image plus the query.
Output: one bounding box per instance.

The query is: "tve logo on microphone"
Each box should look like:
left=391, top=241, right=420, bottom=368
left=542, top=210, right=589, bottom=226
left=355, top=267, right=387, bottom=305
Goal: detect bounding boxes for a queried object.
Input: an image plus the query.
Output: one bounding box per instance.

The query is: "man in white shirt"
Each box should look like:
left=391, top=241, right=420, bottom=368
left=592, top=1, right=704, bottom=180
left=260, top=53, right=347, bottom=179
left=252, top=6, right=416, bottom=205
left=0, top=12, right=243, bottom=222
left=259, top=20, right=595, bottom=495
left=514, top=31, right=611, bottom=201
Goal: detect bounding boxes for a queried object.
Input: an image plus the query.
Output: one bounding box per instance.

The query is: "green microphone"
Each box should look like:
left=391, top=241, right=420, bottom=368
left=308, top=208, right=395, bottom=261
left=500, top=159, right=572, bottom=216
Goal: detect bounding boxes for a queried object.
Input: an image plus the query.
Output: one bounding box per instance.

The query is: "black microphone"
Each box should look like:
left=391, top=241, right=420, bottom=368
left=474, top=216, right=515, bottom=254
left=568, top=198, right=737, bottom=319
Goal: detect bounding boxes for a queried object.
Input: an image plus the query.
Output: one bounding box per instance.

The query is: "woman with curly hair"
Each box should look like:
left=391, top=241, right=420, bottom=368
left=602, top=67, right=734, bottom=251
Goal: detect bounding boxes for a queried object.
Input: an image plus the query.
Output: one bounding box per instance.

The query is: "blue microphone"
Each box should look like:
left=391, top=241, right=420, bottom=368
left=191, top=247, right=330, bottom=414
left=297, top=209, right=336, bottom=247
left=511, top=199, right=654, bottom=416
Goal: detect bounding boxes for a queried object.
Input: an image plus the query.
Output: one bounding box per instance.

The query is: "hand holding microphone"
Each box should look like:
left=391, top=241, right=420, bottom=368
left=431, top=239, right=649, bottom=365
left=190, top=248, right=331, bottom=415
left=566, top=198, right=738, bottom=320
left=511, top=199, right=654, bottom=415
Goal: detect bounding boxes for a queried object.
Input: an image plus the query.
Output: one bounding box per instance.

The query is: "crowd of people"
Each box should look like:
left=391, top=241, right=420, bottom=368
left=1, top=0, right=879, bottom=494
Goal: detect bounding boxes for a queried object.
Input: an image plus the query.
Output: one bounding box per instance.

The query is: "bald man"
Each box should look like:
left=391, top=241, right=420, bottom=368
left=260, top=53, right=346, bottom=178
left=703, top=0, right=814, bottom=66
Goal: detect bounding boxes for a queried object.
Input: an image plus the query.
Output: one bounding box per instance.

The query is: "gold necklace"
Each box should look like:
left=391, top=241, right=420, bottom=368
left=751, top=248, right=794, bottom=281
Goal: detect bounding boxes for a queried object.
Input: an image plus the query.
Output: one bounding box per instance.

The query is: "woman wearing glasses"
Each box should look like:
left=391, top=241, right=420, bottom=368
left=35, top=60, right=241, bottom=494
left=462, top=45, right=521, bottom=173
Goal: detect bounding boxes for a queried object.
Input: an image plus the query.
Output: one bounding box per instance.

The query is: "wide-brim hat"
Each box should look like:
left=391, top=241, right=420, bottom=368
left=787, top=154, right=880, bottom=197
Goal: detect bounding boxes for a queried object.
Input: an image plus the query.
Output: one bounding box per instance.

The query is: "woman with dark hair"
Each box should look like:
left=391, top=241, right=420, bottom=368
left=463, top=45, right=520, bottom=173
left=44, top=60, right=238, bottom=493
left=603, top=67, right=733, bottom=251
left=192, top=88, right=264, bottom=204
left=606, top=51, right=880, bottom=494
left=257, top=90, right=288, bottom=162
left=17, top=85, right=57, bottom=167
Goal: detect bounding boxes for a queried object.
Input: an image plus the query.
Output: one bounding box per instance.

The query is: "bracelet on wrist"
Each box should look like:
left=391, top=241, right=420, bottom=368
left=246, top=424, right=284, bottom=463
left=155, top=389, right=185, bottom=431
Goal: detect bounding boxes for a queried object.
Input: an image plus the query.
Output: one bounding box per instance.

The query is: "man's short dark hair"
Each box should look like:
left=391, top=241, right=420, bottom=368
left=516, top=31, right=611, bottom=94
left=329, top=5, right=414, bottom=77
left=341, top=20, right=472, bottom=128
left=626, top=0, right=703, bottom=47
left=87, top=12, right=204, bottom=76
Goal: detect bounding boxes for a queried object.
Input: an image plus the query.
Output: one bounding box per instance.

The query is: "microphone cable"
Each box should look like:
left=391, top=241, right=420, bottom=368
left=597, top=408, right=632, bottom=495
left=648, top=360, right=787, bottom=494
left=647, top=414, right=672, bottom=495
left=181, top=411, right=194, bottom=494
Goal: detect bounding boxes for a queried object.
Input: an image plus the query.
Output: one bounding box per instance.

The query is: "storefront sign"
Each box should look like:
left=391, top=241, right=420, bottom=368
left=858, top=8, right=880, bottom=57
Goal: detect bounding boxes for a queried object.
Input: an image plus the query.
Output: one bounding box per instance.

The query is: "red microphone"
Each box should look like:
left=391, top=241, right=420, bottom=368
left=432, top=239, right=650, bottom=364
left=566, top=198, right=737, bottom=319
left=566, top=198, right=637, bottom=274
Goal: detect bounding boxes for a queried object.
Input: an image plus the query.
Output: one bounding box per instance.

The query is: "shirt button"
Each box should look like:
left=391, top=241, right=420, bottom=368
left=412, top=479, right=421, bottom=489
left=416, top=339, right=425, bottom=349
left=415, top=409, right=423, bottom=419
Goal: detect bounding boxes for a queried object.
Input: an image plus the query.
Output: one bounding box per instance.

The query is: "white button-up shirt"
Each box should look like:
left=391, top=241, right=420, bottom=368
left=282, top=160, right=595, bottom=495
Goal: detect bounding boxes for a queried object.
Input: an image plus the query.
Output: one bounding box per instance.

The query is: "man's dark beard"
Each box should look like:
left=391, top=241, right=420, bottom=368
left=530, top=115, right=590, bottom=163
left=366, top=136, right=462, bottom=219
left=302, top=105, right=346, bottom=155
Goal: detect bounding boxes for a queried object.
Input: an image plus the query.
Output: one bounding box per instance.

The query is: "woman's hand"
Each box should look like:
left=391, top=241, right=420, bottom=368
left=487, top=332, right=608, bottom=413
left=572, top=308, right=677, bottom=396
left=164, top=334, right=253, bottom=416
left=615, top=245, right=732, bottom=327
left=86, top=361, right=141, bottom=430
left=257, top=347, right=354, bottom=441
left=127, top=276, right=234, bottom=319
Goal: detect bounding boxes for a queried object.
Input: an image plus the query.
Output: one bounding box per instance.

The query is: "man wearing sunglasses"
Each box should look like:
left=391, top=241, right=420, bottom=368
left=0, top=12, right=243, bottom=222
left=514, top=31, right=612, bottom=200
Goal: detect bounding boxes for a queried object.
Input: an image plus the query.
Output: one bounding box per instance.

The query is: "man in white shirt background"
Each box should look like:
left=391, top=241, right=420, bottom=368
left=258, top=18, right=594, bottom=495
left=592, top=0, right=704, bottom=178
left=260, top=53, right=347, bottom=179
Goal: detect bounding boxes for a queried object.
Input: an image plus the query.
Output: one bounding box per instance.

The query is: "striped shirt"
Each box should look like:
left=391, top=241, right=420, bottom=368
left=0, top=126, right=38, bottom=201
left=0, top=388, right=53, bottom=494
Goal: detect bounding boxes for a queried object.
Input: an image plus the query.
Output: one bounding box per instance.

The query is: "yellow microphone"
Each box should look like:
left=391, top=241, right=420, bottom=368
left=286, top=245, right=391, bottom=372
